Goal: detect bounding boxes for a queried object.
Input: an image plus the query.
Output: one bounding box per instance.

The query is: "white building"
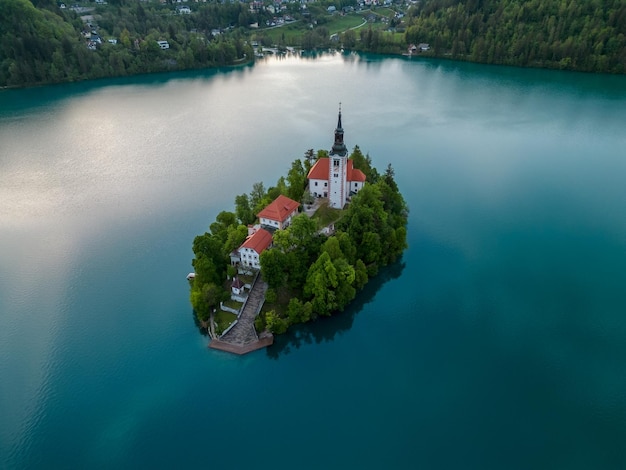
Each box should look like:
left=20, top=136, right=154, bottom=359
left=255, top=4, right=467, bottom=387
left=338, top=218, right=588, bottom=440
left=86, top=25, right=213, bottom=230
left=307, top=108, right=366, bottom=208
left=257, top=194, right=300, bottom=230
left=234, top=228, right=272, bottom=270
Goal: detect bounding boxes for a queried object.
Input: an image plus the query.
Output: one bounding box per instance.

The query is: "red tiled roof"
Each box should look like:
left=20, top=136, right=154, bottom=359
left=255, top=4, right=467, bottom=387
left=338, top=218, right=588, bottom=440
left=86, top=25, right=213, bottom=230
left=257, top=194, right=300, bottom=223
left=240, top=228, right=272, bottom=254
left=347, top=161, right=366, bottom=182
left=307, top=158, right=366, bottom=183
left=307, top=158, right=329, bottom=180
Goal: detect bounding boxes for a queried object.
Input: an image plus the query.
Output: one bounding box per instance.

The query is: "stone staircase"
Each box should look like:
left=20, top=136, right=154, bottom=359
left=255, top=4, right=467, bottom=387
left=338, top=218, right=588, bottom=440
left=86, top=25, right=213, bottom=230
left=219, top=277, right=267, bottom=346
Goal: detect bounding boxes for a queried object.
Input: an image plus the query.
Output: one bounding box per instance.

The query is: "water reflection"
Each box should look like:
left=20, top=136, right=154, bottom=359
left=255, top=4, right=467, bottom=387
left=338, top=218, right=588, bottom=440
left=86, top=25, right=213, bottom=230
left=0, top=63, right=254, bottom=115
left=267, top=259, right=406, bottom=358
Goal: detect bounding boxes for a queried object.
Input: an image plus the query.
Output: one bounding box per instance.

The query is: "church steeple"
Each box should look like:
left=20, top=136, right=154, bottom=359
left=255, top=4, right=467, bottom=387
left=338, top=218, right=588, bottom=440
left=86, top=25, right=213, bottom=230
left=330, top=103, right=347, bottom=157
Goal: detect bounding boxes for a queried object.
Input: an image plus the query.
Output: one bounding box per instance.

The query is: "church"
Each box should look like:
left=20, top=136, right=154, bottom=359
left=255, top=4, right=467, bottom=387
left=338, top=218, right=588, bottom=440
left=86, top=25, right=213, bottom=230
left=307, top=108, right=366, bottom=209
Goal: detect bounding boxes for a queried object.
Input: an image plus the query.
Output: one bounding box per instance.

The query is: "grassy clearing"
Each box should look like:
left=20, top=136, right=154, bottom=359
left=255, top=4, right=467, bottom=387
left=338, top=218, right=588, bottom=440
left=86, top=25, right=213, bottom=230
left=214, top=310, right=237, bottom=334
left=326, top=15, right=368, bottom=35
left=254, top=23, right=305, bottom=44
left=238, top=274, right=255, bottom=285
left=312, top=202, right=343, bottom=229
left=371, top=7, right=396, bottom=17
left=256, top=13, right=367, bottom=44
left=222, top=299, right=243, bottom=310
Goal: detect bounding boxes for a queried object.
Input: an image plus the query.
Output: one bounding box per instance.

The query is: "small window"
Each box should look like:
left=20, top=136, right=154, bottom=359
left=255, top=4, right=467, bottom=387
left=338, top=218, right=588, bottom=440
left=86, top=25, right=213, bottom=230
left=333, top=159, right=340, bottom=167
left=314, top=182, right=318, bottom=186
left=324, top=182, right=327, bottom=187
left=333, top=173, right=338, bottom=178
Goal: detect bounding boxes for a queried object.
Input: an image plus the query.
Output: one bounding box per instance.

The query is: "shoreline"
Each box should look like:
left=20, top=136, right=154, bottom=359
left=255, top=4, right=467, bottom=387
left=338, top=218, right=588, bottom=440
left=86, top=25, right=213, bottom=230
left=209, top=334, right=274, bottom=355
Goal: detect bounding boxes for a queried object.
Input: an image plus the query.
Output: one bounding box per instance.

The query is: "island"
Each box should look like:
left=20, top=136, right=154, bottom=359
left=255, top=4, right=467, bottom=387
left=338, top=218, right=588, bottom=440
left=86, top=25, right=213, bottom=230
left=189, top=107, right=408, bottom=354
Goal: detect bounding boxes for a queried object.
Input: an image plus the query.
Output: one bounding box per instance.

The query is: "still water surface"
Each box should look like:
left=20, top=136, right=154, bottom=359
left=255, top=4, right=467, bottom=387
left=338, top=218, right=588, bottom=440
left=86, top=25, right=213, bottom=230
left=1, top=53, right=626, bottom=468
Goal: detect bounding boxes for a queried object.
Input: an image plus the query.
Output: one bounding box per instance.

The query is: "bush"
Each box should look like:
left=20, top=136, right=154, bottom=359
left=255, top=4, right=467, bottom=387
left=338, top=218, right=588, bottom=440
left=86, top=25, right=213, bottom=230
left=265, top=288, right=278, bottom=304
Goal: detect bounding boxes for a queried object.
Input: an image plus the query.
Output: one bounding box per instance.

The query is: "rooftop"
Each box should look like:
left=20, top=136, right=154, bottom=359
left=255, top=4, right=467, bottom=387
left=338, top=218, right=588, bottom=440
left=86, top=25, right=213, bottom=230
left=257, top=194, right=300, bottom=222
left=240, top=228, right=273, bottom=254
left=307, top=158, right=366, bottom=183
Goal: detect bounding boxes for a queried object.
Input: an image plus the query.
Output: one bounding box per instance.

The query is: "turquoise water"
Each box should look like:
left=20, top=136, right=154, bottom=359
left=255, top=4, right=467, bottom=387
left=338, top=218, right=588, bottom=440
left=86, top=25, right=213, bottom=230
left=1, top=54, right=626, bottom=468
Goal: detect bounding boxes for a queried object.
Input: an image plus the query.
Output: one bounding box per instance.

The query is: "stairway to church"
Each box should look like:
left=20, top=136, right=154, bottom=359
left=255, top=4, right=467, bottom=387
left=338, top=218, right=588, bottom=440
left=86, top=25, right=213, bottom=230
left=219, top=277, right=267, bottom=346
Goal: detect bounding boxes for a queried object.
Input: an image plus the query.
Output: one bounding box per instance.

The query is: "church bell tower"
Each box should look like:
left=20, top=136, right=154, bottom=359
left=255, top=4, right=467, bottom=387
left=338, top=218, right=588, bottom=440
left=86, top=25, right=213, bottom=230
left=328, top=105, right=348, bottom=209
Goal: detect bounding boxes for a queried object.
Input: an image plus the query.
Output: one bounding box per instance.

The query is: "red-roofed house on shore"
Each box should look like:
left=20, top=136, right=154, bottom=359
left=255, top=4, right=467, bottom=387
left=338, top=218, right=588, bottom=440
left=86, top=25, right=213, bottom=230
left=307, top=106, right=366, bottom=208
left=257, top=194, right=300, bottom=230
left=236, top=227, right=272, bottom=270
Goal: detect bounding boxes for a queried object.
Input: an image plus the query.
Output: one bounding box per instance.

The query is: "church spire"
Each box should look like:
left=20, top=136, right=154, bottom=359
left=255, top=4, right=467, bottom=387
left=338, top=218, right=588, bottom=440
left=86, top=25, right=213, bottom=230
left=330, top=103, right=347, bottom=156
left=337, top=102, right=343, bottom=130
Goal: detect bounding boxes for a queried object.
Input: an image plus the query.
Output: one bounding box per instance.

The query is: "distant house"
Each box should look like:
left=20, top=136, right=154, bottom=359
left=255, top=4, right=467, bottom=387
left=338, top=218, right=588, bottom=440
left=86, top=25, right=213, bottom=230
left=327, top=5, right=336, bottom=12
left=157, top=40, right=170, bottom=49
left=257, top=194, right=300, bottom=230
left=176, top=5, right=191, bottom=14
left=236, top=228, right=273, bottom=270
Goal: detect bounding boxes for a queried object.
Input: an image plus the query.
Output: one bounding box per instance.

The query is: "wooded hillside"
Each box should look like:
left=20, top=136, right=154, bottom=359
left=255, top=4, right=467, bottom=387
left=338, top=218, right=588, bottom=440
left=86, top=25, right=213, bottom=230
left=405, top=0, right=626, bottom=73
left=2, top=0, right=625, bottom=88
left=0, top=0, right=256, bottom=87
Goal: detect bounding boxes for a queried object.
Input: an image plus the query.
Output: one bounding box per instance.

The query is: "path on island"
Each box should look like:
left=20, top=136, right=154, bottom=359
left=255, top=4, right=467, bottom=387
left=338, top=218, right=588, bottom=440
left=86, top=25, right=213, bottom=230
left=209, top=277, right=273, bottom=354
left=210, top=196, right=325, bottom=354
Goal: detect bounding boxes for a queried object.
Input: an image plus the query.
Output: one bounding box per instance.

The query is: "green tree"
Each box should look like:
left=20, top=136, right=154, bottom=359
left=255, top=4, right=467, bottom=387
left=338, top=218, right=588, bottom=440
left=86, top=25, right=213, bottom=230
left=250, top=181, right=266, bottom=214
left=354, top=259, right=369, bottom=290
left=235, top=193, right=255, bottom=226
left=210, top=211, right=238, bottom=242
left=272, top=214, right=318, bottom=253
left=192, top=233, right=225, bottom=285
left=287, top=297, right=313, bottom=324
left=260, top=248, right=288, bottom=289
left=286, top=159, right=307, bottom=202
left=265, top=310, right=289, bottom=334
left=342, top=29, right=357, bottom=49
left=223, top=224, right=248, bottom=255
left=304, top=251, right=356, bottom=316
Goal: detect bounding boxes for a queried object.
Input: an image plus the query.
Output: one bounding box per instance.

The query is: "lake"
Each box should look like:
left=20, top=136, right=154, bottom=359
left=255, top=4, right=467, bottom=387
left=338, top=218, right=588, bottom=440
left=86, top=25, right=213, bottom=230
left=1, top=53, right=626, bottom=469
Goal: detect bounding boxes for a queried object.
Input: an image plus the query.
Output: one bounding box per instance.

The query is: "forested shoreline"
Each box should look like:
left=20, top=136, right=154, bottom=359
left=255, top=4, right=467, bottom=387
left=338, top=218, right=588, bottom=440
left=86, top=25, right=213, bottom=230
left=404, top=0, right=626, bottom=73
left=2, top=0, right=625, bottom=89
left=0, top=0, right=258, bottom=87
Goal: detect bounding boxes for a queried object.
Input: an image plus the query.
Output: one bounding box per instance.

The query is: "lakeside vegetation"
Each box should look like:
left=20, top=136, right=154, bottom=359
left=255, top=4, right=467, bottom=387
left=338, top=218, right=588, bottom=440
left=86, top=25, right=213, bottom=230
left=189, top=146, right=408, bottom=335
left=404, top=0, right=626, bottom=73
left=1, top=0, right=257, bottom=87
left=2, top=0, right=625, bottom=88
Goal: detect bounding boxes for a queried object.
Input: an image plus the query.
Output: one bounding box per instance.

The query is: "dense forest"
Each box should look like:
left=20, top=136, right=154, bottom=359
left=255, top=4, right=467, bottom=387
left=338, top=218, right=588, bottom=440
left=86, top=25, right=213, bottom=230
left=189, top=147, right=408, bottom=335
left=0, top=0, right=262, bottom=87
left=404, top=0, right=626, bottom=73
left=2, top=0, right=625, bottom=88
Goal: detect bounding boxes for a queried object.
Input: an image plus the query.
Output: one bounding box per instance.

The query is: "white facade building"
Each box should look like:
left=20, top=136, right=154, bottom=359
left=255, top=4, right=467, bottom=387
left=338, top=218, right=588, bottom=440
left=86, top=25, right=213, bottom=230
left=307, top=108, right=366, bottom=208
